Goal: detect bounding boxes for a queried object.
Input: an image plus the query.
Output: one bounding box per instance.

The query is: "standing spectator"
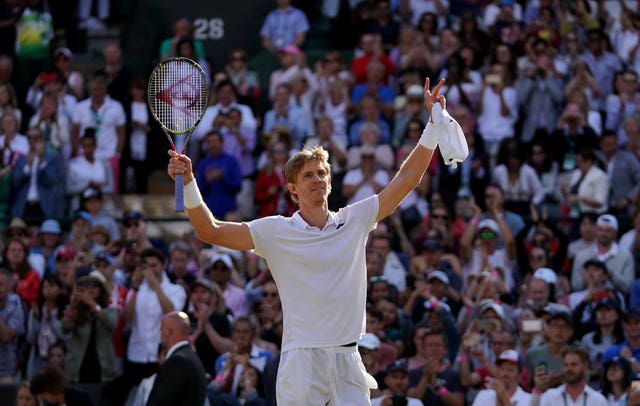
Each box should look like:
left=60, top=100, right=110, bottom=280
left=583, top=29, right=623, bottom=113
left=342, top=145, right=390, bottom=206
left=351, top=32, right=395, bottom=85
left=147, top=311, right=208, bottom=406
left=117, top=248, right=186, bottom=403
left=52, top=47, right=85, bottom=101
left=0, top=112, right=28, bottom=166
left=66, top=130, right=114, bottom=213
left=371, top=360, right=423, bottom=405
left=254, top=140, right=296, bottom=218
left=196, top=130, right=242, bottom=220
left=159, top=18, right=206, bottom=61
left=10, top=127, right=65, bottom=222
left=28, top=92, right=71, bottom=160
left=562, top=148, right=609, bottom=217
left=94, top=43, right=133, bottom=105
left=80, top=187, right=119, bottom=243
left=0, top=0, right=24, bottom=57
left=476, top=63, right=519, bottom=161
left=186, top=278, right=234, bottom=377
left=263, top=83, right=307, bottom=148
left=123, top=76, right=152, bottom=194
left=602, top=308, right=640, bottom=365
left=537, top=346, right=608, bottom=406
left=268, top=44, right=315, bottom=101
left=77, top=0, right=109, bottom=30
left=205, top=253, right=249, bottom=318
left=548, top=103, right=599, bottom=172
left=597, top=131, right=640, bottom=216
left=0, top=268, right=25, bottom=382
left=62, top=271, right=117, bottom=383
left=14, top=0, right=52, bottom=88
left=605, top=69, right=640, bottom=145
left=601, top=356, right=633, bottom=405
left=225, top=48, right=261, bottom=108
left=70, top=75, right=125, bottom=194
left=4, top=237, right=41, bottom=306
left=26, top=274, right=66, bottom=378
left=349, top=96, right=391, bottom=146
left=350, top=59, right=395, bottom=119
left=260, top=0, right=309, bottom=52
left=471, top=349, right=531, bottom=406
left=0, top=81, right=22, bottom=126
left=571, top=214, right=634, bottom=294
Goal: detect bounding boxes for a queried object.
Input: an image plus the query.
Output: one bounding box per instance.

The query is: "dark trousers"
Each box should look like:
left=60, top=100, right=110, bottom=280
left=103, top=360, right=158, bottom=404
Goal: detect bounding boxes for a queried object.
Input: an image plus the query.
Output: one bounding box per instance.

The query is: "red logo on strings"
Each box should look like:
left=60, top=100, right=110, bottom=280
left=154, top=71, right=201, bottom=121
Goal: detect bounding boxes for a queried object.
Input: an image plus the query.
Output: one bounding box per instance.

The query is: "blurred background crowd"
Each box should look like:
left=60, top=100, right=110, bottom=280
left=4, top=0, right=640, bottom=405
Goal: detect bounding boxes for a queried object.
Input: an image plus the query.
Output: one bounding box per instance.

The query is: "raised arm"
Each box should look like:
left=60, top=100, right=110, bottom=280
left=377, top=77, right=444, bottom=222
left=168, top=150, right=255, bottom=251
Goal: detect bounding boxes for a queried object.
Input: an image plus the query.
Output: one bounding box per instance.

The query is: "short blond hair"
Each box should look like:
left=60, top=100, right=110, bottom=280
left=284, top=145, right=331, bottom=203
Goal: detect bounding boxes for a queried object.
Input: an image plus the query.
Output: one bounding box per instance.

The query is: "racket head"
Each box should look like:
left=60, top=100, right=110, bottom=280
left=147, top=57, right=209, bottom=136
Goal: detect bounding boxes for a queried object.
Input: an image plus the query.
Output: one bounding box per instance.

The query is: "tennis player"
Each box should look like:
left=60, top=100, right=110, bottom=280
left=167, top=77, right=463, bottom=404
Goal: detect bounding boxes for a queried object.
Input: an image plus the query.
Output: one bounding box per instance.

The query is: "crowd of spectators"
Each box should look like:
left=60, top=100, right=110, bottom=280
left=6, top=0, right=640, bottom=404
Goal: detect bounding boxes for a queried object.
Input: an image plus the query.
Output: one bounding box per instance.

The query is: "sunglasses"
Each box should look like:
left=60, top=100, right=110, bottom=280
left=431, top=214, right=448, bottom=220
left=479, top=231, right=496, bottom=239
left=126, top=222, right=140, bottom=228
left=262, top=291, right=278, bottom=298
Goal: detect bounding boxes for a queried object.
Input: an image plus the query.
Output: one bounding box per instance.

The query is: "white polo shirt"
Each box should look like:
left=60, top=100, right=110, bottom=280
left=248, top=195, right=378, bottom=351
left=126, top=273, right=187, bottom=363
left=472, top=386, right=531, bottom=406
left=72, top=96, right=125, bottom=159
left=539, top=384, right=608, bottom=406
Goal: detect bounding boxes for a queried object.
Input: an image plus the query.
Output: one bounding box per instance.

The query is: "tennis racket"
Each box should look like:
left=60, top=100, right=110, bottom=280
left=148, top=57, right=208, bottom=213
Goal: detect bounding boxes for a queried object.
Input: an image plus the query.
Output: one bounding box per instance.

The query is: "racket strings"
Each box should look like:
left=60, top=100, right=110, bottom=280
left=148, top=59, right=208, bottom=134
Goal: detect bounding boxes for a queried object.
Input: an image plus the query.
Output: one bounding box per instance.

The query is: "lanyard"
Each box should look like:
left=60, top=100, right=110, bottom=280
left=562, top=390, right=588, bottom=406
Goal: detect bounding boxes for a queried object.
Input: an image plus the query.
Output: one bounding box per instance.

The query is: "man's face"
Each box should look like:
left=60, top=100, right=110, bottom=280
left=623, top=317, right=640, bottom=340
left=547, top=318, right=573, bottom=345
left=208, top=260, right=231, bottom=284
left=144, top=255, right=165, bottom=277
left=497, top=362, right=520, bottom=390
left=423, top=335, right=446, bottom=359
left=384, top=370, right=409, bottom=393
left=600, top=135, right=618, bottom=156
left=217, top=84, right=234, bottom=105
left=89, top=81, right=107, bottom=101
left=288, top=159, right=331, bottom=207
left=484, top=186, right=503, bottom=210
left=562, top=353, right=586, bottom=385
left=170, top=250, right=190, bottom=272
left=371, top=238, right=391, bottom=257
left=596, top=225, right=616, bottom=246
left=528, top=279, right=549, bottom=307
left=231, top=320, right=254, bottom=351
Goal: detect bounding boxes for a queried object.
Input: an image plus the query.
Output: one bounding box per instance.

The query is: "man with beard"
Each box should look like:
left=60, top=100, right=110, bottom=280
left=538, top=346, right=607, bottom=405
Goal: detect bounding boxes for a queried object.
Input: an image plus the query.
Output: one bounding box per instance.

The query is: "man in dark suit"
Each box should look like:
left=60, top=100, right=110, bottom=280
left=147, top=311, right=207, bottom=406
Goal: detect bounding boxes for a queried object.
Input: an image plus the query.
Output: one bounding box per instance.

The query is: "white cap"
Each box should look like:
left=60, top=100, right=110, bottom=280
left=479, top=299, right=505, bottom=320
left=597, top=214, right=618, bottom=231
left=427, top=270, right=450, bottom=285
left=533, top=267, right=558, bottom=285
left=357, top=333, right=380, bottom=350
left=208, top=253, right=234, bottom=269
left=477, top=218, right=500, bottom=234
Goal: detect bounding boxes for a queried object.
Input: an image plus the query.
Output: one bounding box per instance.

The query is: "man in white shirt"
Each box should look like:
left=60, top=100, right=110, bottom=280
left=472, top=349, right=531, bottom=406
left=538, top=346, right=608, bottom=406
left=167, top=77, right=466, bottom=405
left=372, top=360, right=423, bottom=406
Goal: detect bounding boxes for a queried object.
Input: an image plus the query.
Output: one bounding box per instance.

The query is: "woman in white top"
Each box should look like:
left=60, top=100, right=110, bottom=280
left=491, top=139, right=544, bottom=215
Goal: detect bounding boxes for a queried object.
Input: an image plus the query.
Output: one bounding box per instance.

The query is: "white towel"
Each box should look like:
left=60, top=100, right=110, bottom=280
left=431, top=103, right=469, bottom=168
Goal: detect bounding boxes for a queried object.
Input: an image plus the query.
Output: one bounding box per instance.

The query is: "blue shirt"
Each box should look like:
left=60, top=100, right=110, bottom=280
left=263, top=104, right=307, bottom=148
left=259, top=6, right=309, bottom=49
left=196, top=153, right=242, bottom=219
left=602, top=340, right=640, bottom=365
left=350, top=83, right=395, bottom=105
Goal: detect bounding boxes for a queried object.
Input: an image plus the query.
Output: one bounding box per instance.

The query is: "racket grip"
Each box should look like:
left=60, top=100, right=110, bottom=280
left=175, top=174, right=185, bottom=213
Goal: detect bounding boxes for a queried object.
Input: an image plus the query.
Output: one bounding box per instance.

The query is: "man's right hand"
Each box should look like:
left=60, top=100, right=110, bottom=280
left=167, top=150, right=194, bottom=184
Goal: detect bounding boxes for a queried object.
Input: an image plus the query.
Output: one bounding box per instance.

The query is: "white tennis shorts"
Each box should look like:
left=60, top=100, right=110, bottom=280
left=276, top=345, right=378, bottom=405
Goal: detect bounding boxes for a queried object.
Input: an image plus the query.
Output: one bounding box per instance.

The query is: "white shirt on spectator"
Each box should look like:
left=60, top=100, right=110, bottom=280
left=472, top=386, right=530, bottom=406
left=539, top=383, right=608, bottom=406
left=477, top=86, right=518, bottom=143
left=126, top=273, right=186, bottom=363
left=342, top=168, right=390, bottom=206
left=72, top=96, right=125, bottom=159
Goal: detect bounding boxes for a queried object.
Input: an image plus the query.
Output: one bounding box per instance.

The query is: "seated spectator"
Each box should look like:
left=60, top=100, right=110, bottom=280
left=347, top=122, right=394, bottom=171
left=597, top=131, right=640, bottom=216
left=263, top=83, right=307, bottom=148
left=52, top=47, right=85, bottom=101
left=205, top=253, right=249, bottom=318
left=254, top=139, right=296, bottom=218
left=80, top=187, right=119, bottom=242
left=358, top=332, right=385, bottom=390
left=225, top=48, right=261, bottom=108
left=259, top=0, right=309, bottom=52
left=0, top=81, right=21, bottom=126
left=30, top=365, right=95, bottom=406
left=600, top=356, right=633, bottom=405
left=4, top=237, right=41, bottom=306
left=549, top=102, right=599, bottom=172
left=371, top=360, right=423, bottom=405
left=352, top=32, right=395, bottom=85
left=605, top=69, right=640, bottom=145
left=304, top=116, right=348, bottom=175
left=350, top=59, right=395, bottom=118
left=14, top=381, right=38, bottom=406
left=342, top=146, right=390, bottom=206
left=28, top=91, right=71, bottom=159
left=0, top=112, right=28, bottom=165
left=602, top=308, right=640, bottom=365
left=268, top=44, right=316, bottom=101
left=35, top=219, right=63, bottom=276
left=94, top=43, right=133, bottom=105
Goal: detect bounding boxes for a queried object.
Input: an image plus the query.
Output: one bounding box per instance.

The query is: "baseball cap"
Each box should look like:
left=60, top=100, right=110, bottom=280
left=54, top=47, right=73, bottom=59
left=422, top=238, right=443, bottom=251
left=597, top=214, right=618, bottom=231
left=73, top=210, right=93, bottom=225
left=40, top=219, right=61, bottom=235
left=584, top=258, right=608, bottom=272
left=123, top=211, right=144, bottom=223
left=477, top=218, right=500, bottom=235
left=386, top=359, right=408, bottom=375
left=532, top=267, right=557, bottom=285
left=357, top=333, right=380, bottom=350
left=208, top=253, right=234, bottom=270
left=82, top=187, right=102, bottom=200
left=480, top=299, right=505, bottom=320
left=406, top=84, right=423, bottom=98
left=55, top=247, right=75, bottom=261
left=86, top=270, right=107, bottom=287
left=427, top=270, right=450, bottom=285
left=594, top=297, right=621, bottom=313
left=280, top=44, right=301, bottom=55
left=544, top=305, right=573, bottom=324
left=624, top=308, right=640, bottom=322
left=5, top=217, right=28, bottom=236
left=497, top=349, right=521, bottom=366
left=192, top=278, right=215, bottom=293
left=94, top=251, right=114, bottom=265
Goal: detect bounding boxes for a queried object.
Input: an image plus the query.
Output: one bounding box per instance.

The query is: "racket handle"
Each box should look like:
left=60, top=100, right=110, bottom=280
left=175, top=174, right=185, bottom=213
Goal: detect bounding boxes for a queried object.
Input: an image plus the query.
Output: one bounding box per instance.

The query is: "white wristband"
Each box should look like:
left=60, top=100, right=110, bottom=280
left=419, top=121, right=438, bottom=150
left=184, top=179, right=204, bottom=209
